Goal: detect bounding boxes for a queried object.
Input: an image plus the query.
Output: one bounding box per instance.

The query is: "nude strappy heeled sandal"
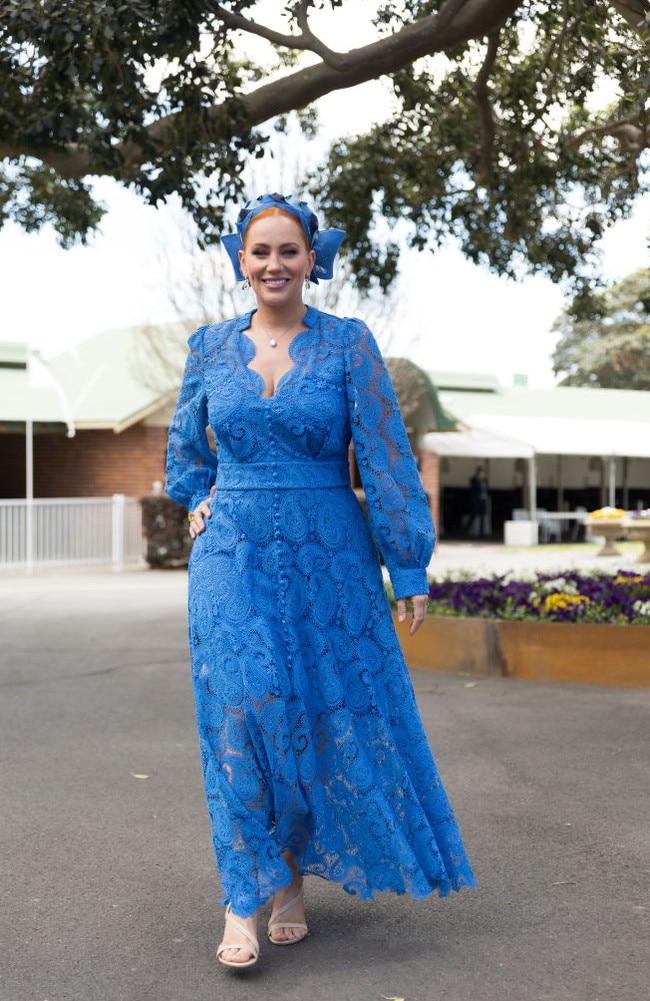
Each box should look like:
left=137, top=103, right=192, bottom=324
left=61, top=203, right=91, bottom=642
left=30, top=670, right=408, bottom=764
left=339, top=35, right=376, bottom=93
left=267, top=886, right=309, bottom=946
left=216, top=904, right=260, bottom=969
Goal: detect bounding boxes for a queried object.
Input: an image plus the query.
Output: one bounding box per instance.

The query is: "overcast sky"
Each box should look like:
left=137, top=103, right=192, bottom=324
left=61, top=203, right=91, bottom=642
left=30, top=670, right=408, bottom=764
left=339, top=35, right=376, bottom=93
left=2, top=163, right=647, bottom=389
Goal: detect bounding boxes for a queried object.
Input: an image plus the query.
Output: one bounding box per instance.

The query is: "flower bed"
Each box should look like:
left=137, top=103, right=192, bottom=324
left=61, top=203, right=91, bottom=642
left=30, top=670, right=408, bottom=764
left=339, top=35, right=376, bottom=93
left=426, top=570, right=650, bottom=625
left=390, top=570, right=650, bottom=688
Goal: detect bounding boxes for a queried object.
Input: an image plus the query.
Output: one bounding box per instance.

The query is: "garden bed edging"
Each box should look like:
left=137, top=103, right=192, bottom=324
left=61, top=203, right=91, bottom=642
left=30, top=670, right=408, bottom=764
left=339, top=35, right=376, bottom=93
left=394, top=614, right=649, bottom=689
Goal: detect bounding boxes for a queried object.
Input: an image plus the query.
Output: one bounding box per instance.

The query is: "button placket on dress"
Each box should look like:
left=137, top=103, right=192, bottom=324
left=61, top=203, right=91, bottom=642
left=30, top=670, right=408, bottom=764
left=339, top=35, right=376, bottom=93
left=265, top=404, right=294, bottom=677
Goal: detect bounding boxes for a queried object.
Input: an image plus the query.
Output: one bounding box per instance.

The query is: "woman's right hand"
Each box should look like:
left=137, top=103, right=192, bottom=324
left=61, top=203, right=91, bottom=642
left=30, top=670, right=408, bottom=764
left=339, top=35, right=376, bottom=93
left=188, top=485, right=215, bottom=539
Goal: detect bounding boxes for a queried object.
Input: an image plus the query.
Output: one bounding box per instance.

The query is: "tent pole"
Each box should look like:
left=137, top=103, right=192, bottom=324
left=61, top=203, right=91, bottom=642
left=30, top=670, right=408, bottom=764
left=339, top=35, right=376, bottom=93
left=25, top=418, right=34, bottom=573
left=608, top=455, right=617, bottom=508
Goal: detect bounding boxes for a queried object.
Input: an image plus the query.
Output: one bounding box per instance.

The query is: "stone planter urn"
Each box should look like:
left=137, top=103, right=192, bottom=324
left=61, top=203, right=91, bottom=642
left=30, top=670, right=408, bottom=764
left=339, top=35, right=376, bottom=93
left=585, top=515, right=626, bottom=557
left=623, top=517, right=650, bottom=563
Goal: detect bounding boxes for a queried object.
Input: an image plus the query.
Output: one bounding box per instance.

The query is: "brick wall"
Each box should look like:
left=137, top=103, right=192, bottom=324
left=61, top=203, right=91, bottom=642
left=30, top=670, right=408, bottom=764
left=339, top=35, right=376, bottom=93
left=1, top=434, right=26, bottom=497
left=1, top=425, right=169, bottom=499
left=416, top=447, right=440, bottom=534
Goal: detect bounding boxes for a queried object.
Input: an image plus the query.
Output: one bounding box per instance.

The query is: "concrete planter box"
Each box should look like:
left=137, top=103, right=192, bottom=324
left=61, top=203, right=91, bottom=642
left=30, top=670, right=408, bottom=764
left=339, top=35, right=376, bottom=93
left=395, top=614, right=649, bottom=689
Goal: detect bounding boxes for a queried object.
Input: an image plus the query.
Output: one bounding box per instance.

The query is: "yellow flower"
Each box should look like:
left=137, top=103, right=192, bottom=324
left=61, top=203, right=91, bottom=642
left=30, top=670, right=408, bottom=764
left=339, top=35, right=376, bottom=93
left=589, top=506, right=624, bottom=519
left=613, top=575, right=644, bottom=585
left=542, top=593, right=590, bottom=613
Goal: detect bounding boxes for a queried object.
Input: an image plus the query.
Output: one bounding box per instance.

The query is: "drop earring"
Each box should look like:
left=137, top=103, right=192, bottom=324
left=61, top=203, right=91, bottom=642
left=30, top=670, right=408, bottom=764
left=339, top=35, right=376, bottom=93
left=241, top=276, right=251, bottom=291
left=304, top=276, right=311, bottom=290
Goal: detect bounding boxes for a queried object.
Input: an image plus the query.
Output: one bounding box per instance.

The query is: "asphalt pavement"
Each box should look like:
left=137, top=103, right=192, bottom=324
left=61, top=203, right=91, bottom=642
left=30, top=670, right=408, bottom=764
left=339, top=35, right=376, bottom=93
left=1, top=553, right=648, bottom=1001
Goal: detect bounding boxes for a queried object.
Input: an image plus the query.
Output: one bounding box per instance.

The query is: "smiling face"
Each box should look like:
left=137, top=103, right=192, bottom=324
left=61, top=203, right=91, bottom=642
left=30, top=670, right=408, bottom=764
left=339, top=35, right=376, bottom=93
left=238, top=209, right=316, bottom=309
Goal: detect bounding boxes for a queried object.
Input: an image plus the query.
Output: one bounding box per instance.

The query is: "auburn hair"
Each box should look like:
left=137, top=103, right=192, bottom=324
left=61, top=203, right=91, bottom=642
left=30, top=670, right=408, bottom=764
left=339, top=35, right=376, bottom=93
left=242, top=207, right=311, bottom=250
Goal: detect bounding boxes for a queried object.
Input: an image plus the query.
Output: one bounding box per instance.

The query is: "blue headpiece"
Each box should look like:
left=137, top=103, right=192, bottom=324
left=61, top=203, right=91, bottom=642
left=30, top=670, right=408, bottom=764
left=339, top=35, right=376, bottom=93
left=221, top=192, right=346, bottom=285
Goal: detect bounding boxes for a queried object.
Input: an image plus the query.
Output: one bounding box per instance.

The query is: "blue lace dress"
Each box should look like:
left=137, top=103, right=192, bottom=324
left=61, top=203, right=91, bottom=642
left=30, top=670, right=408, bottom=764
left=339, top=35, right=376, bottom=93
left=165, top=306, right=475, bottom=916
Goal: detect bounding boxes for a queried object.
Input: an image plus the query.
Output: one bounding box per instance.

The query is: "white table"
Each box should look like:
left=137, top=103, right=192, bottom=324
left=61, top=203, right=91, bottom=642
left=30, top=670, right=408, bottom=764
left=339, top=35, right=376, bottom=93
left=535, top=511, right=588, bottom=543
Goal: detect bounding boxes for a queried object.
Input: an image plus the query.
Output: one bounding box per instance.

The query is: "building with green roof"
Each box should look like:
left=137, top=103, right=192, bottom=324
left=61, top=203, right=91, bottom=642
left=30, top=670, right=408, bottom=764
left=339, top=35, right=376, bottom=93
left=2, top=329, right=649, bottom=542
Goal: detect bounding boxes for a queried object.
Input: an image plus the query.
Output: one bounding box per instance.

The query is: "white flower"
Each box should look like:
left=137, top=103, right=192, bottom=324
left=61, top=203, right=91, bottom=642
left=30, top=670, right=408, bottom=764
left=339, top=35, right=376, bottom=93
left=537, top=577, right=579, bottom=596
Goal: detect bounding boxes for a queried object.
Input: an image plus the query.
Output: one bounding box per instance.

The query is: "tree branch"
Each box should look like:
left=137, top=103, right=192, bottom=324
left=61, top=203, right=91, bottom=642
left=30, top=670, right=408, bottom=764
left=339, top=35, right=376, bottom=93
left=607, top=0, right=650, bottom=33
left=475, top=32, right=500, bottom=185
left=569, top=114, right=650, bottom=151
left=205, top=1, right=345, bottom=67
left=0, top=0, right=530, bottom=181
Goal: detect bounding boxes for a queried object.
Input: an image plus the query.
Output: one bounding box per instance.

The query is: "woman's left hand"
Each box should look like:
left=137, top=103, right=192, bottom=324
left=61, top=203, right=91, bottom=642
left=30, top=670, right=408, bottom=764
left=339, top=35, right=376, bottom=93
left=397, top=594, right=429, bottom=635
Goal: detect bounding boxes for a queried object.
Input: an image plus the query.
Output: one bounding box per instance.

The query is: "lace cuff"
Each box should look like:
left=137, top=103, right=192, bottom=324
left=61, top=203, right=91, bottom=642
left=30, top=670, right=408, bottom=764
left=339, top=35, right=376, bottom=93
left=390, top=567, right=430, bottom=602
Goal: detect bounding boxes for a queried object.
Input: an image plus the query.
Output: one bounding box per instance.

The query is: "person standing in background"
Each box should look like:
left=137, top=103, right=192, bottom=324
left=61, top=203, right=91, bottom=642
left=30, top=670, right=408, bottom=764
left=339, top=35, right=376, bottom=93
left=469, top=466, right=490, bottom=538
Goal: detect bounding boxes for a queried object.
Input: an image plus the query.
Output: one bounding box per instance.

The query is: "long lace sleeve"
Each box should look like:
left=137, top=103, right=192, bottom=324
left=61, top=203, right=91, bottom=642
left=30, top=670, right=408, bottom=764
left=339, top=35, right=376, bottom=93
left=344, top=318, right=435, bottom=600
left=165, top=326, right=218, bottom=510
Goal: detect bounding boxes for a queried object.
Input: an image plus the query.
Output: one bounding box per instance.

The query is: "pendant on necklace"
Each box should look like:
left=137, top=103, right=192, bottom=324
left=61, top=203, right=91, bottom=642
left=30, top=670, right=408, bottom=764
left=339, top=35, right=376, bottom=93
left=269, top=338, right=278, bottom=348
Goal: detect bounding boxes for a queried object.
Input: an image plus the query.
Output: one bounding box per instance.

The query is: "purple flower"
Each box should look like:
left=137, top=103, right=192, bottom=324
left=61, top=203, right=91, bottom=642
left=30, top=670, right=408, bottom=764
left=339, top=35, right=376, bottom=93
left=426, top=570, right=650, bottom=624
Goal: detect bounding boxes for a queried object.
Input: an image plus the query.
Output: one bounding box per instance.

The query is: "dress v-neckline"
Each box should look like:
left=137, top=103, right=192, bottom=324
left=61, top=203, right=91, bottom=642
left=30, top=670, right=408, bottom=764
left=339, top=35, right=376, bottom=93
left=240, top=326, right=308, bottom=400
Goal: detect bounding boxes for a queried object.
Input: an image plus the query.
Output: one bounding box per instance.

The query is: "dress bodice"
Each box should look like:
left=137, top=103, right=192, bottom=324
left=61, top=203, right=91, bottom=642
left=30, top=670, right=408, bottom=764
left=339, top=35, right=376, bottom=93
left=202, top=309, right=352, bottom=469
left=166, top=306, right=435, bottom=599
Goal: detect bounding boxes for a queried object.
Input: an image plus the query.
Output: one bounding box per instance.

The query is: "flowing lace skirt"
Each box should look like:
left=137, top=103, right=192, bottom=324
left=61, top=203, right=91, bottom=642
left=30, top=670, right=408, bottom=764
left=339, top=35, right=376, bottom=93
left=187, top=479, right=475, bottom=917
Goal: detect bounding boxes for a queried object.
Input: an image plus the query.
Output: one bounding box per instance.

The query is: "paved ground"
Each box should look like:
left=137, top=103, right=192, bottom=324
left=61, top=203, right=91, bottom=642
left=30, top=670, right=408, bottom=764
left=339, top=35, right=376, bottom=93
left=1, top=551, right=648, bottom=1001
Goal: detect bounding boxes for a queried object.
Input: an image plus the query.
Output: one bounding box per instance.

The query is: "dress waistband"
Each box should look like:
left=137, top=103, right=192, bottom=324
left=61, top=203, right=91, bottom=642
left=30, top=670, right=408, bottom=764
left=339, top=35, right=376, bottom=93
left=215, top=459, right=351, bottom=491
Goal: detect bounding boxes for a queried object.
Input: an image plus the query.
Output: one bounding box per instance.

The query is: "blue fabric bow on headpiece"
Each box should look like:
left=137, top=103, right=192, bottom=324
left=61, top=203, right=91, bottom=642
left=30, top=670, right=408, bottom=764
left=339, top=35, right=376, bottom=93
left=221, top=192, right=346, bottom=284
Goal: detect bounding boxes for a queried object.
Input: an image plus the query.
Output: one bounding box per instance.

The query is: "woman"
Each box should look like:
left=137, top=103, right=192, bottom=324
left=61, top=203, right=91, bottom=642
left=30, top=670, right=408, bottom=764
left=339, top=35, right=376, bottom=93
left=165, top=192, right=475, bottom=969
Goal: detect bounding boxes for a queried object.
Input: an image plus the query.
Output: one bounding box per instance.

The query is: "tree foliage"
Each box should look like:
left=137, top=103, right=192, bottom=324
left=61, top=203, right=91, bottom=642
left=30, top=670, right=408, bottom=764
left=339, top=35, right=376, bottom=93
left=552, top=268, right=650, bottom=388
left=1, top=0, right=649, bottom=291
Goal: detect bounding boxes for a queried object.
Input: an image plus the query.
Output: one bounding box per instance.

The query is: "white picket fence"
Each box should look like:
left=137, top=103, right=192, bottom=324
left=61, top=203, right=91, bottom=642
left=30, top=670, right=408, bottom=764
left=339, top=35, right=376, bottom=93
left=0, top=495, right=145, bottom=570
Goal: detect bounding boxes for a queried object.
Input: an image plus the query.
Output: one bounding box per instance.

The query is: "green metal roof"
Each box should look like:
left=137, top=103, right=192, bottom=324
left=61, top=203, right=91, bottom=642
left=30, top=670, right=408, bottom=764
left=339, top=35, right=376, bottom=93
left=385, top=358, right=457, bottom=432
left=437, top=382, right=650, bottom=422
left=0, top=322, right=191, bottom=431
left=428, top=376, right=650, bottom=458
left=429, top=369, right=502, bottom=393
left=0, top=341, right=28, bottom=367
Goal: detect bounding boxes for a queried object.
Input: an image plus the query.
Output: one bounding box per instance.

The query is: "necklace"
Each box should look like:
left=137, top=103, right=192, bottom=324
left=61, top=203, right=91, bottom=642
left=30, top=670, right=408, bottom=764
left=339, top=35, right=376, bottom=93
left=254, top=312, right=306, bottom=348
